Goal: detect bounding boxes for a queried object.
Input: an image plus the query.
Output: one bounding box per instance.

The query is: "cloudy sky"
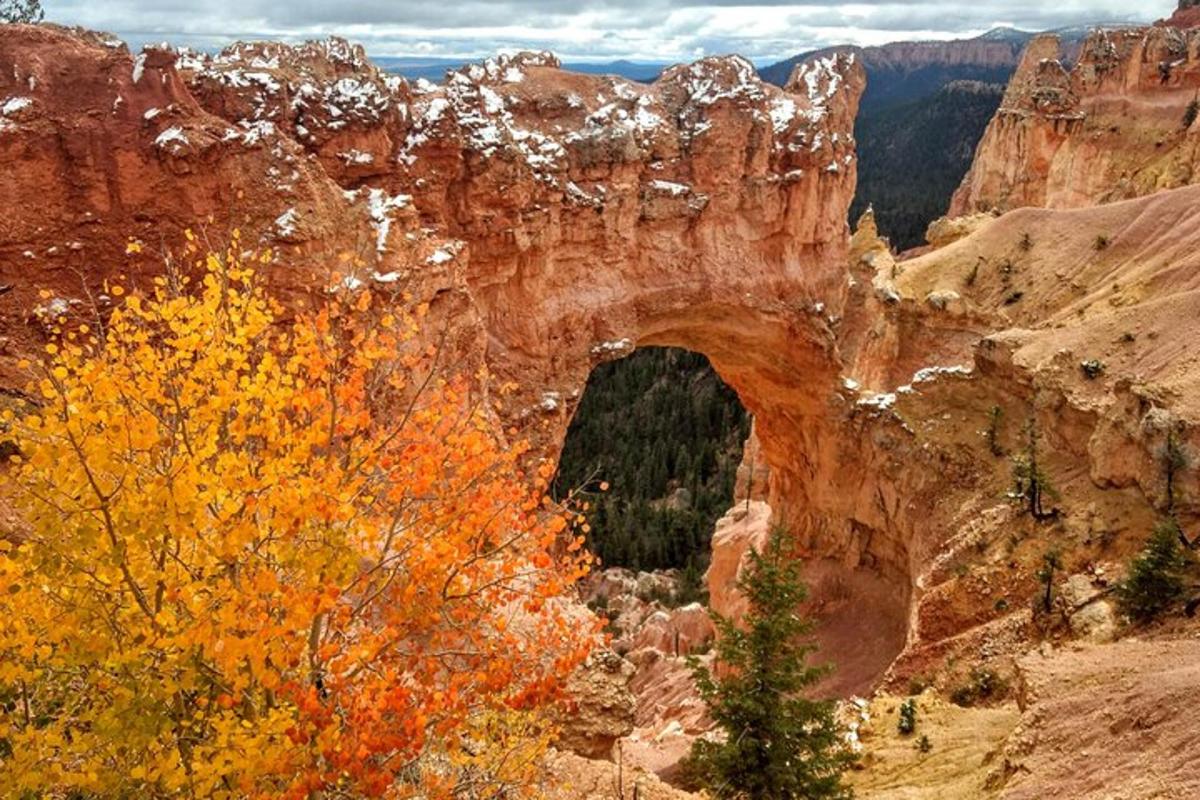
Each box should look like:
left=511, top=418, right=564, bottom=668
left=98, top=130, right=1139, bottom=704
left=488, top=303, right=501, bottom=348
left=43, top=1, right=1172, bottom=64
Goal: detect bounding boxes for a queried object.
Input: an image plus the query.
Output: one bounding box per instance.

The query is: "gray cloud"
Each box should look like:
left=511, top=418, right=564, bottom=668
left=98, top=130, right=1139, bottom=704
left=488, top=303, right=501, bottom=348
left=42, top=0, right=1173, bottom=63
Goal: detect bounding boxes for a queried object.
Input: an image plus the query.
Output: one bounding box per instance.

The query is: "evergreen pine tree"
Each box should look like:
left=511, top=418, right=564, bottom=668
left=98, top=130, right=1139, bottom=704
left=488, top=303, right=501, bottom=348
left=1161, top=428, right=1189, bottom=522
left=1036, top=548, right=1062, bottom=614
left=1011, top=417, right=1059, bottom=520
left=685, top=528, right=854, bottom=800
left=1116, top=520, right=1194, bottom=622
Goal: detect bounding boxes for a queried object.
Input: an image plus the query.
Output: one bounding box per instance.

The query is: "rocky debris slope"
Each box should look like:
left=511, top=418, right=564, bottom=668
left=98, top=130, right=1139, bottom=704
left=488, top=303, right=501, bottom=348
left=997, top=637, right=1200, bottom=799
left=836, top=183, right=1200, bottom=795
left=582, top=568, right=715, bottom=780
left=950, top=9, right=1200, bottom=216
left=542, top=748, right=697, bottom=800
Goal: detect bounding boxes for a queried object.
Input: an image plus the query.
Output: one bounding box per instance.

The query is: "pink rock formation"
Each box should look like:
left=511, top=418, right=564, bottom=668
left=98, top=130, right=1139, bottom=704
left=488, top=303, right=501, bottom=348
left=706, top=500, right=772, bottom=621
left=580, top=569, right=715, bottom=776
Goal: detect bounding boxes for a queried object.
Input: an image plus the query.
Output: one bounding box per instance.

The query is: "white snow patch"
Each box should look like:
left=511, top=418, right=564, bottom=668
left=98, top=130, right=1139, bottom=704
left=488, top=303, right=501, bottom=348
left=1, top=96, right=32, bottom=116
left=132, top=53, right=148, bottom=84
left=591, top=338, right=634, bottom=357
left=648, top=180, right=690, bottom=196
left=228, top=119, right=276, bottom=146
left=634, top=103, right=662, bottom=131
left=154, top=126, right=189, bottom=153
left=273, top=208, right=298, bottom=237
left=911, top=365, right=973, bottom=384
left=769, top=97, right=797, bottom=133
left=426, top=247, right=455, bottom=266
left=565, top=181, right=608, bottom=207
left=354, top=188, right=411, bottom=253
left=857, top=392, right=897, bottom=411
left=338, top=149, right=375, bottom=165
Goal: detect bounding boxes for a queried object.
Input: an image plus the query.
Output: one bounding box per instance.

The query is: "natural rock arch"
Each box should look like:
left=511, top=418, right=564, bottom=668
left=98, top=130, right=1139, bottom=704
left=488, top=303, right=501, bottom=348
left=1, top=26, right=916, bottom=691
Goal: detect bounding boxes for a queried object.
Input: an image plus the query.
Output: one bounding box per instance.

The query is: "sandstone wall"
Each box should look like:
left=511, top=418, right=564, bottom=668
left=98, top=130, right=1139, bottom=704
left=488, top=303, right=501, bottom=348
left=2, top=26, right=931, bottom=688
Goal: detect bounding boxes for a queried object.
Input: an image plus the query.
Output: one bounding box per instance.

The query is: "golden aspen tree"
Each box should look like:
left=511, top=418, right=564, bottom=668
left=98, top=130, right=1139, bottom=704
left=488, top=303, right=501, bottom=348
left=0, top=237, right=596, bottom=798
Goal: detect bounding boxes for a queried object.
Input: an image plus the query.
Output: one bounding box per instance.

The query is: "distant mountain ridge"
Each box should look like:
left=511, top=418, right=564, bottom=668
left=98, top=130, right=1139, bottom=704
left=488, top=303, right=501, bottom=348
left=758, top=27, right=1101, bottom=112
left=375, top=55, right=669, bottom=83
left=759, top=24, right=1130, bottom=249
left=758, top=28, right=1030, bottom=100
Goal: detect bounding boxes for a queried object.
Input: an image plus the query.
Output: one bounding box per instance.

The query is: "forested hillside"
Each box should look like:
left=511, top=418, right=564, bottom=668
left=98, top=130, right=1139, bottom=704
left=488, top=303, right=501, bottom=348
left=761, top=28, right=1098, bottom=250
left=554, top=348, right=750, bottom=575
left=852, top=81, right=1005, bottom=249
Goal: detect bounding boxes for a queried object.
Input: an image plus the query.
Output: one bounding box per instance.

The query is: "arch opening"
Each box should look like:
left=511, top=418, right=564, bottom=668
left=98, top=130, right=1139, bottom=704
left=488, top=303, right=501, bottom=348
left=549, top=328, right=913, bottom=699
left=553, top=346, right=750, bottom=603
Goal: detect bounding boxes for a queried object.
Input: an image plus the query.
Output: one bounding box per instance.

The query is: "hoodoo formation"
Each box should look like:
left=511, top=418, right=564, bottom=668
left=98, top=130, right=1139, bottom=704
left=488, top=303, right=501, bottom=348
left=4, top=2, right=1200, bottom=797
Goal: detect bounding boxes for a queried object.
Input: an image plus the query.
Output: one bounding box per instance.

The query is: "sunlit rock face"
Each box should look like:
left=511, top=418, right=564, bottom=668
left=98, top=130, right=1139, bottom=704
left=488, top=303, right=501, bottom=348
left=950, top=20, right=1200, bottom=216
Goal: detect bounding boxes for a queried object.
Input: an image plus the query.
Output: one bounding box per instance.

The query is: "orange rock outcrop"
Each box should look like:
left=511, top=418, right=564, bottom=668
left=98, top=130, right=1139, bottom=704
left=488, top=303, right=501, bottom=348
left=950, top=16, right=1200, bottom=216
left=4, top=25, right=925, bottom=689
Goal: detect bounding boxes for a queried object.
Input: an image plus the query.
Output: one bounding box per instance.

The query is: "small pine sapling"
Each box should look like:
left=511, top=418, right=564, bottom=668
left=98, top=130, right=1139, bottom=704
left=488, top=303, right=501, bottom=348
left=1037, top=548, right=1063, bottom=614
left=986, top=405, right=1004, bottom=457
left=1011, top=417, right=1060, bottom=520
left=1116, top=520, right=1194, bottom=623
left=898, top=698, right=917, bottom=735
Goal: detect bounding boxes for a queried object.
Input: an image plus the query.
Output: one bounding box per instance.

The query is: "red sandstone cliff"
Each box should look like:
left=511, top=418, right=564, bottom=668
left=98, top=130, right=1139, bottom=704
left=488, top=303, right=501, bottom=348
left=2, top=20, right=907, bottom=697
left=0, top=26, right=867, bottom=547
left=950, top=16, right=1200, bottom=216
